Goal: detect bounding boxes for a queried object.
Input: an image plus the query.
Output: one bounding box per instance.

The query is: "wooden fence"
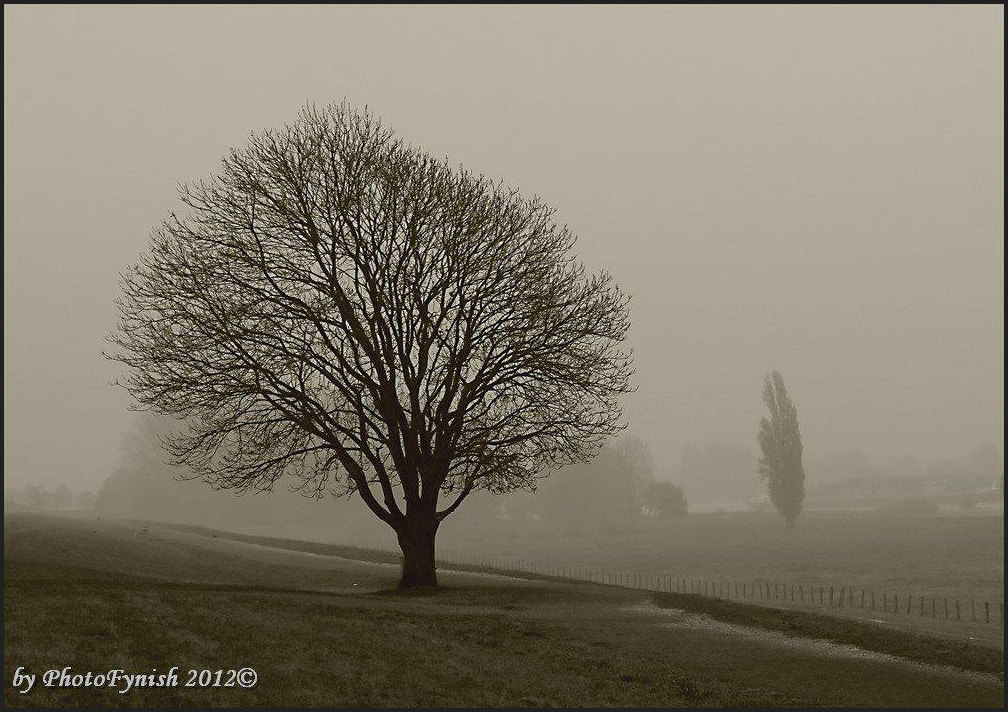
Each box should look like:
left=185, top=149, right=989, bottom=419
left=438, top=551, right=1004, bottom=626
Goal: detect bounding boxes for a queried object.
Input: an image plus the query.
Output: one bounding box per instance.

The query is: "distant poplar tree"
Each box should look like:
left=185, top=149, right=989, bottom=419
left=757, top=371, right=805, bottom=526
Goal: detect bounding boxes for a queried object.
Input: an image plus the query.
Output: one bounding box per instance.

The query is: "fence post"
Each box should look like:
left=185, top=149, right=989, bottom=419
left=971, top=598, right=976, bottom=622
left=861, top=589, right=865, bottom=608
left=985, top=601, right=989, bottom=623
left=944, top=598, right=948, bottom=619
left=830, top=586, right=834, bottom=606
left=894, top=593, right=899, bottom=613
left=956, top=599, right=960, bottom=621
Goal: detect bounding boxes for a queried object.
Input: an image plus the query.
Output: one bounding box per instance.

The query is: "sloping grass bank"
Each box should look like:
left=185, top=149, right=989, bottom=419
left=165, top=522, right=1003, bottom=676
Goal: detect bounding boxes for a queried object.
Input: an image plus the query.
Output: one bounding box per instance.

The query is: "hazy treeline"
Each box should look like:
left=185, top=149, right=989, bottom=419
left=91, top=417, right=689, bottom=544
left=86, top=414, right=1001, bottom=543
left=94, top=416, right=335, bottom=536
left=452, top=444, right=653, bottom=533
left=676, top=442, right=1003, bottom=509
left=807, top=445, right=1003, bottom=487
left=5, top=483, right=97, bottom=512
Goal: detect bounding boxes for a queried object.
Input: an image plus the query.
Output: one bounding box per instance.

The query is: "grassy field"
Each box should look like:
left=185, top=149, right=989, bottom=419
left=4, top=512, right=1004, bottom=708
left=435, top=509, right=1004, bottom=604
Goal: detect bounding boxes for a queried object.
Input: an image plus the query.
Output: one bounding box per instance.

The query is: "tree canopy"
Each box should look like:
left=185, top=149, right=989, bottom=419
left=107, top=102, right=634, bottom=585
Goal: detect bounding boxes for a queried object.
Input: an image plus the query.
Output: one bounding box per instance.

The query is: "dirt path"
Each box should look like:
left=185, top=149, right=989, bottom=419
left=623, top=600, right=1003, bottom=687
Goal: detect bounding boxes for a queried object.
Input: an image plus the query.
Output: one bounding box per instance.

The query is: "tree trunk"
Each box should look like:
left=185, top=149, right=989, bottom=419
left=396, top=517, right=439, bottom=588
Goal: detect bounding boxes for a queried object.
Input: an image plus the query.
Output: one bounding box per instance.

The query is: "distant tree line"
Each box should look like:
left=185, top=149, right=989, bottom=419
left=95, top=415, right=342, bottom=537
left=806, top=445, right=1003, bottom=491
left=450, top=434, right=689, bottom=533
left=96, top=415, right=691, bottom=545
left=5, top=483, right=96, bottom=511
left=675, top=440, right=1002, bottom=510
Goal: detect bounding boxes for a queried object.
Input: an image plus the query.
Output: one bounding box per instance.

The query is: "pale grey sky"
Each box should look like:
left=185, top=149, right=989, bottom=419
left=4, top=5, right=1003, bottom=491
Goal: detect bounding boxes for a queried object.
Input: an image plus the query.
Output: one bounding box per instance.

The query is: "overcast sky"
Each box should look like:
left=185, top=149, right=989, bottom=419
left=4, top=5, right=1003, bottom=492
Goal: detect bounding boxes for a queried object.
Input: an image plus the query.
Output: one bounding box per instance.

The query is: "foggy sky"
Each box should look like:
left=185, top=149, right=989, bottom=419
left=4, top=5, right=1003, bottom=492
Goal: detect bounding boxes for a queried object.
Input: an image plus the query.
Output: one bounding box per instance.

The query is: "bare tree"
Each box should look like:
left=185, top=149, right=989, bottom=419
left=757, top=371, right=805, bottom=527
left=107, top=102, right=634, bottom=587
